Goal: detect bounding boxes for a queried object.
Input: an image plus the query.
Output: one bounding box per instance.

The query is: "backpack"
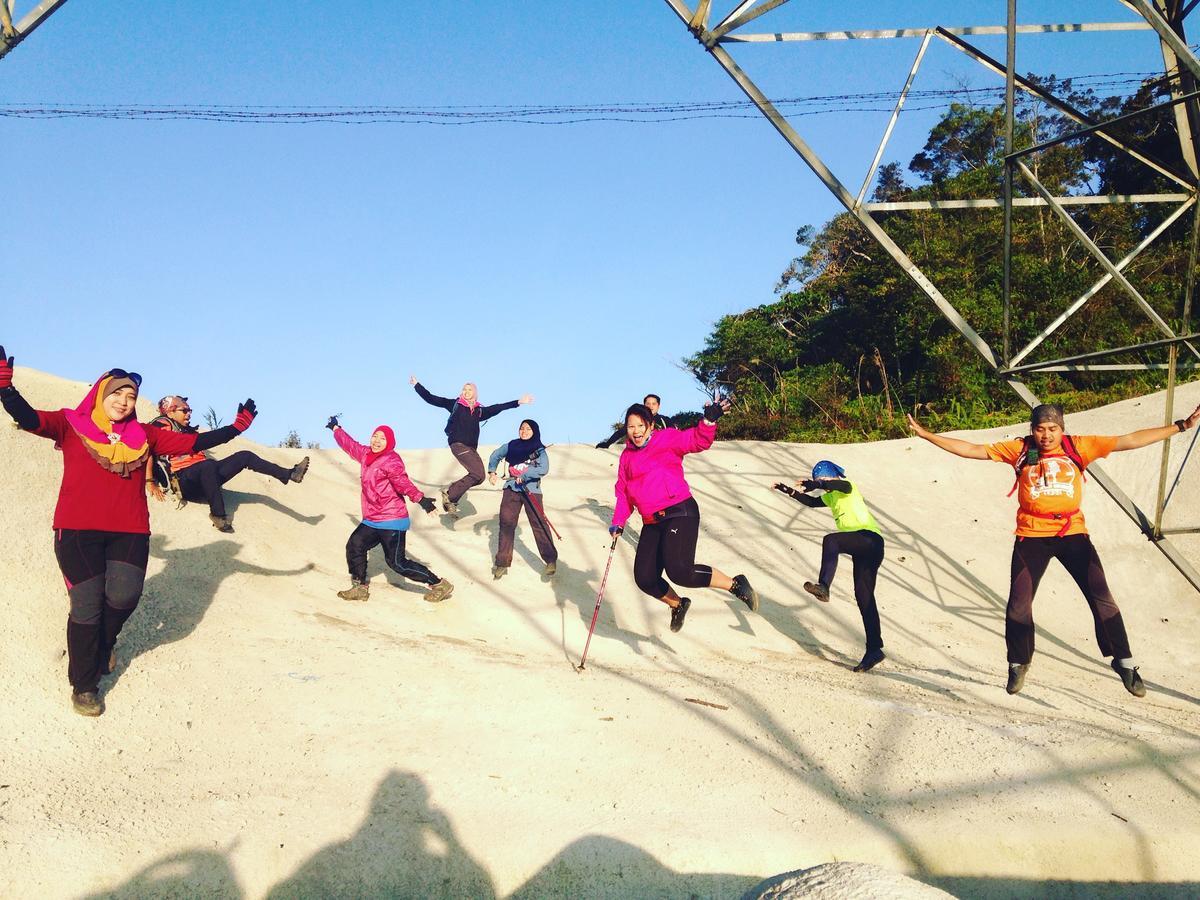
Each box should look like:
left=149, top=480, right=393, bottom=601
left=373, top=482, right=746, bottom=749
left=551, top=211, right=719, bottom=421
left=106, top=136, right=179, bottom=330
left=1007, top=433, right=1087, bottom=497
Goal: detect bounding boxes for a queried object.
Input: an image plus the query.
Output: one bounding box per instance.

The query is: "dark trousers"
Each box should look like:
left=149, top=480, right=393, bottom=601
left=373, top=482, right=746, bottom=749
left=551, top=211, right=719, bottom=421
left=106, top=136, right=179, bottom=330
left=633, top=497, right=713, bottom=599
left=346, top=523, right=438, bottom=586
left=495, top=489, right=557, bottom=567
left=446, top=442, right=486, bottom=503
left=177, top=451, right=292, bottom=517
left=818, top=530, right=885, bottom=651
left=1006, top=533, right=1131, bottom=665
left=54, top=529, right=150, bottom=693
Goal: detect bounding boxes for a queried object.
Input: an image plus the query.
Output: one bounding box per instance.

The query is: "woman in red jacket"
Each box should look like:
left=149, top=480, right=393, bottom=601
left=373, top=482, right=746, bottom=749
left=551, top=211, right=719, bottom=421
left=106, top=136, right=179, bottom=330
left=0, top=345, right=257, bottom=716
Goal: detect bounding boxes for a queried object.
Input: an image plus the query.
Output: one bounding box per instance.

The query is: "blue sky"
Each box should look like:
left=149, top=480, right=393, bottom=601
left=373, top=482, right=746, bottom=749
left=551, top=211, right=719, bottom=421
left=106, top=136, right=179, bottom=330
left=1, top=1, right=1172, bottom=447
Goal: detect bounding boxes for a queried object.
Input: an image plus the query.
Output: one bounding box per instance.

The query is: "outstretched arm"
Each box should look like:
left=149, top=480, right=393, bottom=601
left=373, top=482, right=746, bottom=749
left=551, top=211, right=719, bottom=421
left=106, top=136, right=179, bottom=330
left=1113, top=402, right=1200, bottom=451
left=772, top=483, right=823, bottom=508
left=907, top=413, right=990, bottom=460
left=412, top=380, right=456, bottom=411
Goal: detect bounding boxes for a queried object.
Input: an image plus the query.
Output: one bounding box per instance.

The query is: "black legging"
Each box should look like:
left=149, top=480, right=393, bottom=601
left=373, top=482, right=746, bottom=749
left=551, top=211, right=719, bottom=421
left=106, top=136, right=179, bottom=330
left=818, top=530, right=885, bottom=651
left=346, top=523, right=439, bottom=586
left=176, top=451, right=292, bottom=517
left=1006, top=533, right=1130, bottom=665
left=632, top=497, right=713, bottom=598
left=54, top=529, right=149, bottom=693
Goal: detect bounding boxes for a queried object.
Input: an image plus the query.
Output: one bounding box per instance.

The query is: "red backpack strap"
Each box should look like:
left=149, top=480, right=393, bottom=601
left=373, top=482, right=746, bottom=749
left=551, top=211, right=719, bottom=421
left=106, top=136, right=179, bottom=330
left=1007, top=435, right=1033, bottom=497
left=1061, top=434, right=1087, bottom=482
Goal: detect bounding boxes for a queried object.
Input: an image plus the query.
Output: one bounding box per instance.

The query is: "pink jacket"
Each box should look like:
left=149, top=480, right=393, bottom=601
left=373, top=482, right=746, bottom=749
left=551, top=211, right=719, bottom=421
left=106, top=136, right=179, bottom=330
left=335, top=428, right=425, bottom=521
left=612, top=421, right=716, bottom=528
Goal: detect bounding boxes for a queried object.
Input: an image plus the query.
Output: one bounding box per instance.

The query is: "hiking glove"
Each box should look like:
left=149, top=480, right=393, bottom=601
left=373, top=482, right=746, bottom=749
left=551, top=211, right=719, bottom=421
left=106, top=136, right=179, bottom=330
left=232, top=399, right=257, bottom=432
left=0, top=346, right=12, bottom=390
left=418, top=497, right=437, bottom=514
left=325, top=415, right=340, bottom=431
left=609, top=525, right=623, bottom=537
left=702, top=401, right=725, bottom=422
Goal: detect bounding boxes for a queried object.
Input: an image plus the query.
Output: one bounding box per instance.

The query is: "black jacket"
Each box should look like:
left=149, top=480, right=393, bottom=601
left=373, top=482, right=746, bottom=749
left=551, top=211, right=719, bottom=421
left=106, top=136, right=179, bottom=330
left=414, top=382, right=519, bottom=449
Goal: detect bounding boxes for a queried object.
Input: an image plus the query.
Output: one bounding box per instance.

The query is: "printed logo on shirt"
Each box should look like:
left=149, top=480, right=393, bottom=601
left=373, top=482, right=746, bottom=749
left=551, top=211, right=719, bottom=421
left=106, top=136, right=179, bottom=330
left=1025, top=457, right=1076, bottom=500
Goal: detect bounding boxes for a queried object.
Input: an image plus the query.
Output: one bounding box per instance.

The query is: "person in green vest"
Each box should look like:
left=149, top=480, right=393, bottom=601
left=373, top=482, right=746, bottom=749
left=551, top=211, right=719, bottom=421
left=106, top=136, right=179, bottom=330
left=773, top=459, right=886, bottom=673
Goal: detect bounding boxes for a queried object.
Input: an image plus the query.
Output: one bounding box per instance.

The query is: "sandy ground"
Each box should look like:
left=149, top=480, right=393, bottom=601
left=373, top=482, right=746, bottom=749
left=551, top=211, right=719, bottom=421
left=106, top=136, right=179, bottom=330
left=1, top=367, right=1198, bottom=899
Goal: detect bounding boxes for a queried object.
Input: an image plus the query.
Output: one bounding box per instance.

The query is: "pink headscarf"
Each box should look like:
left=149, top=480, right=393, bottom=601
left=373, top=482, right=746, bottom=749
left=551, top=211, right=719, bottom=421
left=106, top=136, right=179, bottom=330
left=456, top=383, right=480, bottom=411
left=61, top=373, right=150, bottom=477
left=366, top=425, right=397, bottom=466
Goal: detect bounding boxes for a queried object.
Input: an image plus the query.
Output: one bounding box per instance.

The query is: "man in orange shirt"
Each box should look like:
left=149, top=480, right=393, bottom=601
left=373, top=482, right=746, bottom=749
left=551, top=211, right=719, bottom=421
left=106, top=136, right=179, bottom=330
left=908, top=400, right=1200, bottom=697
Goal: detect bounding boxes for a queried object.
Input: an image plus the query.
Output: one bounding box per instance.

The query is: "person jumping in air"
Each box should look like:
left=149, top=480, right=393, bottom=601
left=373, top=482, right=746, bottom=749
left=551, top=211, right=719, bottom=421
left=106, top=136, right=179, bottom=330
left=328, top=416, right=453, bottom=604
left=487, top=419, right=557, bottom=581
left=609, top=398, right=758, bottom=633
left=148, top=394, right=309, bottom=533
left=908, top=401, right=1200, bottom=697
left=773, top=461, right=886, bottom=673
left=0, top=346, right=257, bottom=716
left=596, top=393, right=673, bottom=449
left=409, top=375, right=533, bottom=515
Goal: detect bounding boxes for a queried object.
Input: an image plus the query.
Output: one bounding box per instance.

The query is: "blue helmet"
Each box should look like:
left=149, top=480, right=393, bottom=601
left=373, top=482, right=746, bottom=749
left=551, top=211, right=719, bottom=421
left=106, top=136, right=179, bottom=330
left=812, top=460, right=845, bottom=480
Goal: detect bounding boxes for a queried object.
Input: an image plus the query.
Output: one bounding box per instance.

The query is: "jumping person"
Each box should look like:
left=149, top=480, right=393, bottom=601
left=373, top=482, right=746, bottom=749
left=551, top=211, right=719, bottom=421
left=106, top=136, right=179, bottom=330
left=328, top=416, right=454, bottom=604
left=596, top=393, right=672, bottom=449
left=608, top=398, right=758, bottom=633
left=487, top=419, right=557, bottom=580
left=0, top=346, right=257, bottom=716
left=148, top=394, right=309, bottom=533
left=908, top=401, right=1200, bottom=697
left=773, top=461, right=886, bottom=673
left=409, top=375, right=533, bottom=515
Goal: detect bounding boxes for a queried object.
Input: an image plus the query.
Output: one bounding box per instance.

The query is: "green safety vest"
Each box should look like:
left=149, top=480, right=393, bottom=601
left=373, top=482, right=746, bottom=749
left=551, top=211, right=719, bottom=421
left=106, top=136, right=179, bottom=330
left=821, top=481, right=880, bottom=534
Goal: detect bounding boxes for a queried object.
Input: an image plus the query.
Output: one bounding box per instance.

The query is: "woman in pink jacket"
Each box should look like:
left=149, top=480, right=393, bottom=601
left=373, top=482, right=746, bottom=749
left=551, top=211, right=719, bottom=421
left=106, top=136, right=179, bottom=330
left=327, top=416, right=453, bottom=604
left=609, top=399, right=758, bottom=633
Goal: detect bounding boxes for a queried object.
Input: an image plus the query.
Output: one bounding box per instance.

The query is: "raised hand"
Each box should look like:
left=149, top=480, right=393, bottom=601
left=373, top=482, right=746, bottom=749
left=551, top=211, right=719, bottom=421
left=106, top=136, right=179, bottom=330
left=703, top=396, right=731, bottom=422
left=518, top=394, right=534, bottom=405
left=906, top=413, right=930, bottom=438
left=325, top=415, right=340, bottom=431
left=1184, top=403, right=1200, bottom=431
left=233, top=399, right=257, bottom=433
left=0, top=345, right=13, bottom=390
left=409, top=375, right=418, bottom=386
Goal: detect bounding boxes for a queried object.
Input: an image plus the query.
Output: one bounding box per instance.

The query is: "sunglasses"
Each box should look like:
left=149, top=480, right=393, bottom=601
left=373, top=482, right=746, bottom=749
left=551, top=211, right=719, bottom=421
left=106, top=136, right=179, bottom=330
left=106, top=368, right=143, bottom=387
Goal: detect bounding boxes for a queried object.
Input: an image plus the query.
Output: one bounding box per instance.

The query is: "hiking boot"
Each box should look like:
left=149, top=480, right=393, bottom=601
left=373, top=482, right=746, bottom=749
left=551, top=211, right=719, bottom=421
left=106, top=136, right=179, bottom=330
left=337, top=582, right=369, bottom=602
left=853, top=648, right=886, bottom=673
left=439, top=488, right=458, bottom=515
left=209, top=513, right=234, bottom=533
left=492, top=565, right=509, bottom=580
left=729, top=574, right=758, bottom=612
left=1006, top=663, right=1030, bottom=695
left=103, top=648, right=117, bottom=676
left=72, top=691, right=103, bottom=717
left=1111, top=659, right=1146, bottom=697
left=290, top=456, right=310, bottom=483
left=669, top=597, right=691, bottom=633
left=424, top=578, right=455, bottom=603
left=542, top=560, right=557, bottom=580
left=804, top=581, right=830, bottom=603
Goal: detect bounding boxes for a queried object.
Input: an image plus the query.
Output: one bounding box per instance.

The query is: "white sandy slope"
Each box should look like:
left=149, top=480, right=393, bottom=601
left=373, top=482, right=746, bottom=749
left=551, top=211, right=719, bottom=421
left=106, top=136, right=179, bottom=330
left=1, top=367, right=1198, bottom=899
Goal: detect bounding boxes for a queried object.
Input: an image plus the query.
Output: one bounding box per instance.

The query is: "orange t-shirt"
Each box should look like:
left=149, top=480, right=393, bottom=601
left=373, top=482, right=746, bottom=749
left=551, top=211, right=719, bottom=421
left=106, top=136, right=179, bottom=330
left=985, top=435, right=1117, bottom=538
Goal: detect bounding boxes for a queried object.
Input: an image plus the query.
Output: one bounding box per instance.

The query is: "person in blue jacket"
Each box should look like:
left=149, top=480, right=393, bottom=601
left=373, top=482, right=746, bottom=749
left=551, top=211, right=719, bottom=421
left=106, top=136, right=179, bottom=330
left=487, top=419, right=557, bottom=580
left=774, top=459, right=887, bottom=673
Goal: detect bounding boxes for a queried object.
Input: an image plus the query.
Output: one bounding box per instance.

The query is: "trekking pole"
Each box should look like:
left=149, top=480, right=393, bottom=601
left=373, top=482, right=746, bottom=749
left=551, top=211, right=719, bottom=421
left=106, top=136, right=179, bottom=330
left=525, top=491, right=563, bottom=541
left=577, top=534, right=620, bottom=672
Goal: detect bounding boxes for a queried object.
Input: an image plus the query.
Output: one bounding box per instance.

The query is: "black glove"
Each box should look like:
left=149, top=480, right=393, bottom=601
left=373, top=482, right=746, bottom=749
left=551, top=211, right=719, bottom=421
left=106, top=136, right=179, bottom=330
left=801, top=479, right=820, bottom=491
left=325, top=415, right=340, bottom=431
left=418, top=497, right=437, bottom=514
left=595, top=441, right=607, bottom=449
left=703, top=400, right=725, bottom=422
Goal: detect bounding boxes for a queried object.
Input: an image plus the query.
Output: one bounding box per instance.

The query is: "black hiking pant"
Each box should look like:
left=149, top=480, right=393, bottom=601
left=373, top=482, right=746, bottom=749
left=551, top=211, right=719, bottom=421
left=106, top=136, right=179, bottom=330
left=633, top=497, right=713, bottom=599
left=495, top=489, right=557, bottom=568
left=54, top=529, right=150, bottom=694
left=446, top=442, right=486, bottom=504
left=176, top=452, right=292, bottom=517
left=818, top=530, right=885, bottom=651
left=1005, top=533, right=1131, bottom=665
left=346, top=523, right=439, bottom=586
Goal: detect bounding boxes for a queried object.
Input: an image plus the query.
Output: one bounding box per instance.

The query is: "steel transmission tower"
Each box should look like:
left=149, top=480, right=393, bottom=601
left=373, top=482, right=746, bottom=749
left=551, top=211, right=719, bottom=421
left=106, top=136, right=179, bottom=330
left=0, top=1, right=69, bottom=61
left=663, top=0, right=1200, bottom=592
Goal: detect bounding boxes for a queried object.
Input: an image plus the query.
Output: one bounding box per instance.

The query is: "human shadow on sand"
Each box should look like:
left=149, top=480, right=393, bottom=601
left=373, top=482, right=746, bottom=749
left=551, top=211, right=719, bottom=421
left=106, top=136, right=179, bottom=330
left=221, top=489, right=326, bottom=526
left=266, top=770, right=496, bottom=899
left=107, top=535, right=313, bottom=691
left=80, top=846, right=241, bottom=899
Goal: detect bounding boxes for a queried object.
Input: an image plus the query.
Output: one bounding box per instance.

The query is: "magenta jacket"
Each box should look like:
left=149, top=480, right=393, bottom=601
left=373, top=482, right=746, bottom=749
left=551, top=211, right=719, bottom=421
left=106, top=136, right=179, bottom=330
left=612, top=421, right=716, bottom=528
left=334, top=427, right=425, bottom=522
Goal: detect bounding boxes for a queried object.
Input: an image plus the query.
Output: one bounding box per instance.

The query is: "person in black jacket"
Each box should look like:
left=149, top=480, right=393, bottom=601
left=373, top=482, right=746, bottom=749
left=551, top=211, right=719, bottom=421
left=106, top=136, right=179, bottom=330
left=409, top=376, right=533, bottom=514
left=596, top=394, right=672, bottom=449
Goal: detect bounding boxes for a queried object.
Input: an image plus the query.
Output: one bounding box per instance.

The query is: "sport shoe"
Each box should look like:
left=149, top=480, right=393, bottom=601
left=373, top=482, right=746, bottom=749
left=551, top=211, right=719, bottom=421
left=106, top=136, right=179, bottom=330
left=337, top=582, right=369, bottom=602
left=854, top=648, right=886, bottom=673
left=439, top=488, right=458, bottom=515
left=1111, top=659, right=1146, bottom=697
left=209, top=514, right=234, bottom=533
left=1006, top=663, right=1030, bottom=695
left=492, top=565, right=509, bottom=580
left=542, top=560, right=557, bottom=580
left=424, top=578, right=455, bottom=603
left=669, top=597, right=691, bottom=633
left=803, top=581, right=830, bottom=603
left=72, top=691, right=104, bottom=717
left=729, top=574, right=758, bottom=612
left=290, top=456, right=310, bottom=483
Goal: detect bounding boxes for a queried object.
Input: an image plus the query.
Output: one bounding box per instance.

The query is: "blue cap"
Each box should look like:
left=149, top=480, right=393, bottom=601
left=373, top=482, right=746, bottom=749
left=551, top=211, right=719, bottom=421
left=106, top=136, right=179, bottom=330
left=812, top=460, right=845, bottom=480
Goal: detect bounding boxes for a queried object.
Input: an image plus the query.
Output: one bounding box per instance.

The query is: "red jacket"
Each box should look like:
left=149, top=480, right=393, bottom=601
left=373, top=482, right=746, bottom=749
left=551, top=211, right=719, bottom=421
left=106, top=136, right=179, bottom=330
left=335, top=427, right=425, bottom=522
